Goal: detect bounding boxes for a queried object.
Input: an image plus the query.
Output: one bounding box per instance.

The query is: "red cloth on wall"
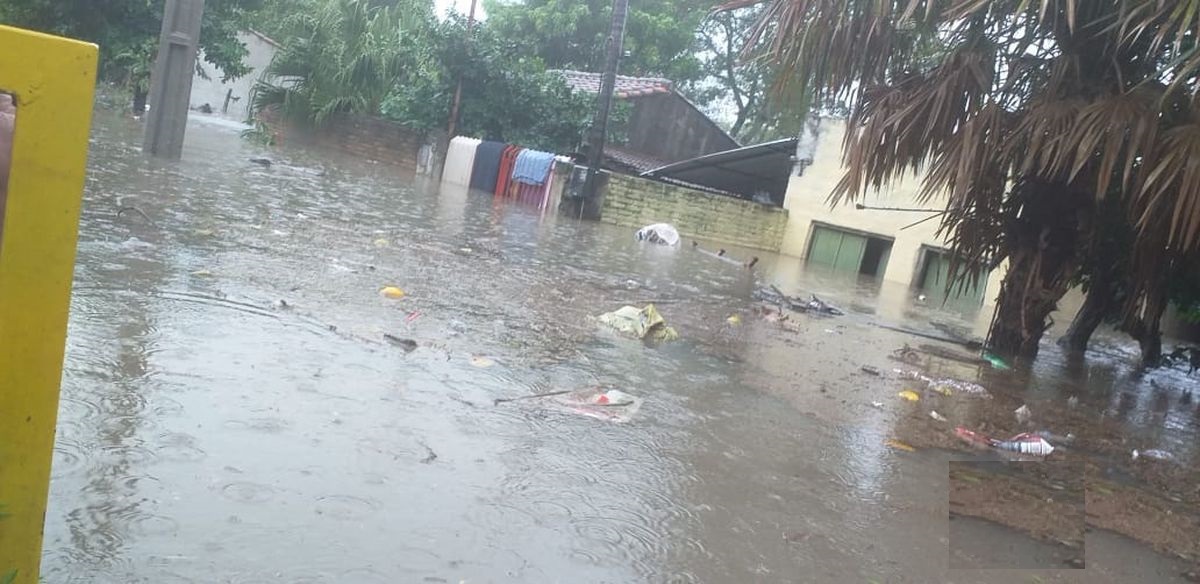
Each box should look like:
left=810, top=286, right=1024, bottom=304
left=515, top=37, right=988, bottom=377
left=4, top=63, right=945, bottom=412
left=494, top=145, right=522, bottom=198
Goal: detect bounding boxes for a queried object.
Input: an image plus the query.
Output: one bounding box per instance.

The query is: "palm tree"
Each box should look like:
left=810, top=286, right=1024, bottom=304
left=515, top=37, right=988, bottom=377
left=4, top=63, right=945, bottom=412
left=252, top=0, right=432, bottom=125
left=726, top=0, right=1200, bottom=364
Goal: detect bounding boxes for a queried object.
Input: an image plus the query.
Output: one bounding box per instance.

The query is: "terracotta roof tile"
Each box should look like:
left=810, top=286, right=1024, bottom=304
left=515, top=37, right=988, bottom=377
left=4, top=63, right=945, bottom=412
left=552, top=69, right=673, bottom=99
left=604, top=147, right=670, bottom=173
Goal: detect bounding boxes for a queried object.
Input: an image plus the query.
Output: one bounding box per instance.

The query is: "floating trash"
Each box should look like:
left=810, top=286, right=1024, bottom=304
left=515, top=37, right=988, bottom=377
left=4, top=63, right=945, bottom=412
left=1132, top=449, right=1175, bottom=462
left=885, top=439, right=916, bottom=452
left=595, top=304, right=678, bottom=342
left=955, top=426, right=1054, bottom=456
left=380, top=286, right=406, bottom=299
left=552, top=388, right=643, bottom=423
left=894, top=369, right=990, bottom=398
left=898, top=390, right=920, bottom=402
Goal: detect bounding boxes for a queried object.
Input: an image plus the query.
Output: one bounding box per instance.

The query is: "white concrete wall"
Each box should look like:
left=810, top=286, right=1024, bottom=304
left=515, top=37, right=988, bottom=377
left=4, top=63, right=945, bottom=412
left=190, top=30, right=278, bottom=121
left=780, top=118, right=1006, bottom=307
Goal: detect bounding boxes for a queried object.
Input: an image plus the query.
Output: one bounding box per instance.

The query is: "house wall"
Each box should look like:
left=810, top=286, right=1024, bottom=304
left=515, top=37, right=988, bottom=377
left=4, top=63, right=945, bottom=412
left=190, top=31, right=278, bottom=120
left=780, top=119, right=1006, bottom=304
left=600, top=172, right=788, bottom=250
left=624, top=93, right=740, bottom=164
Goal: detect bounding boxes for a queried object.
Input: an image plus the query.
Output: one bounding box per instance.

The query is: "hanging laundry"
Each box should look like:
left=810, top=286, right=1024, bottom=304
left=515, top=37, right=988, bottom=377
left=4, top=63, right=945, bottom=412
left=469, top=140, right=506, bottom=193
left=494, top=145, right=523, bottom=198
left=512, top=149, right=556, bottom=186
left=441, top=137, right=481, bottom=187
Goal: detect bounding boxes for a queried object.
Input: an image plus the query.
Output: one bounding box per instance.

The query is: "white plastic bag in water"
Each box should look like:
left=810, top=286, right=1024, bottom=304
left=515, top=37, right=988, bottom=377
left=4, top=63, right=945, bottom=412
left=635, top=223, right=680, bottom=246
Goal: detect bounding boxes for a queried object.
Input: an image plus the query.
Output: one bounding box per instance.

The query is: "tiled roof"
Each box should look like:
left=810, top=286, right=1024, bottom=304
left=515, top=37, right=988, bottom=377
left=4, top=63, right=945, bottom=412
left=604, top=147, right=671, bottom=174
left=552, top=70, right=674, bottom=99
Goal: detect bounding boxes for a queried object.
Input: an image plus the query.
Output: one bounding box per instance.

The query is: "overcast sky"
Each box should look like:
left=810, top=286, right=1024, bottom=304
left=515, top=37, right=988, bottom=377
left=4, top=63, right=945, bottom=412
left=434, top=0, right=488, bottom=19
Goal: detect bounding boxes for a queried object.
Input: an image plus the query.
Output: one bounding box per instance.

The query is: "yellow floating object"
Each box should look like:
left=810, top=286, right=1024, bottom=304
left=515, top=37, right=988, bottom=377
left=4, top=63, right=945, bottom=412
left=726, top=314, right=742, bottom=325
left=0, top=24, right=99, bottom=582
left=373, top=238, right=389, bottom=248
left=898, top=390, right=921, bottom=402
left=930, top=384, right=953, bottom=396
left=190, top=269, right=214, bottom=277
left=380, top=286, right=406, bottom=299
left=469, top=355, right=496, bottom=368
left=885, top=439, right=916, bottom=452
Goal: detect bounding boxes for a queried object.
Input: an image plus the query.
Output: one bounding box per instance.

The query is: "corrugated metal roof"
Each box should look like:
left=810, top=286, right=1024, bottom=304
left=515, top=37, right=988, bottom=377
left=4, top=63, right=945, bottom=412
left=641, top=138, right=799, bottom=205
left=551, top=70, right=673, bottom=99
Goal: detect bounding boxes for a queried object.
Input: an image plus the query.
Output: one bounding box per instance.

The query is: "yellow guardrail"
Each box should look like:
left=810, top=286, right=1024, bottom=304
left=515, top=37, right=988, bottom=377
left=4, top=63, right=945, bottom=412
left=0, top=25, right=98, bottom=584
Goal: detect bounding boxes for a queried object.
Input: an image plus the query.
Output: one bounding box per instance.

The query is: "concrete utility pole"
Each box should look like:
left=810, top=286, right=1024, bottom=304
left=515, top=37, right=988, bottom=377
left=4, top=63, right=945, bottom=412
left=143, top=0, right=206, bottom=159
left=579, top=0, right=629, bottom=219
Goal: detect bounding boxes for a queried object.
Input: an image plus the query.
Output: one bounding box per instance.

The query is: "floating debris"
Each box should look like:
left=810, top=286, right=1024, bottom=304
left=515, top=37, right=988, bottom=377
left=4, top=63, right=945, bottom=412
left=552, top=388, right=643, bottom=423
left=1014, top=404, right=1032, bottom=424
left=1132, top=449, right=1175, bottom=462
left=955, top=426, right=1054, bottom=456
left=469, top=355, right=496, bottom=368
left=595, top=304, right=679, bottom=342
left=885, top=439, right=916, bottom=452
left=860, top=365, right=881, bottom=376
left=930, top=410, right=948, bottom=422
left=383, top=334, right=417, bottom=353
left=898, top=390, right=920, bottom=402
left=380, top=286, right=406, bottom=299
left=894, top=369, right=990, bottom=398
left=991, top=433, right=1055, bottom=456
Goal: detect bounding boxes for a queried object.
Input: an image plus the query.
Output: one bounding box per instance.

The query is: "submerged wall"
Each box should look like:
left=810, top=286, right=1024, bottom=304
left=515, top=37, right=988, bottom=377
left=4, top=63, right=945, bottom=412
left=261, top=110, right=427, bottom=174
left=600, top=173, right=788, bottom=251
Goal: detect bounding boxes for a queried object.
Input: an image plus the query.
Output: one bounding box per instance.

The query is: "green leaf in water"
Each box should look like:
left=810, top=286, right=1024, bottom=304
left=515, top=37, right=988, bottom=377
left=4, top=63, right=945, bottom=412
left=2, top=569, right=17, bottom=584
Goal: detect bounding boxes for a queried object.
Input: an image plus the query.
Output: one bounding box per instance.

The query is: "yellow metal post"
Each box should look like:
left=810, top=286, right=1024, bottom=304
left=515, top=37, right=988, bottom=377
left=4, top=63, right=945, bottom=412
left=0, top=25, right=98, bottom=583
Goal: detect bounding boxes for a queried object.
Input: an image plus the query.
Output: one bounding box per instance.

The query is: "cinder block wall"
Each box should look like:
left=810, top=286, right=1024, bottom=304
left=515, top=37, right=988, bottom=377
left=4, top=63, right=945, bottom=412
left=600, top=173, right=788, bottom=250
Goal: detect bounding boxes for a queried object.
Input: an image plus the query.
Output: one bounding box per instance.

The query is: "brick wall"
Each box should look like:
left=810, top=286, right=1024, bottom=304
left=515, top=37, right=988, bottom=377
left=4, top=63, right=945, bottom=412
left=263, top=110, right=426, bottom=174
left=600, top=173, right=788, bottom=251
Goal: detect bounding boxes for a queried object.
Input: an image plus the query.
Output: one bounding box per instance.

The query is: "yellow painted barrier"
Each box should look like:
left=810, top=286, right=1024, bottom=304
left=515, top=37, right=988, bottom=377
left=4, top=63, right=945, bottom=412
left=0, top=25, right=98, bottom=583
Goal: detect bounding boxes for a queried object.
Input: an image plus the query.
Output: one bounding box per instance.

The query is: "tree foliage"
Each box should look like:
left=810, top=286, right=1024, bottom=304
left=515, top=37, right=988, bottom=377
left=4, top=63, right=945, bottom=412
left=0, top=0, right=263, bottom=85
left=735, top=0, right=1200, bottom=362
left=251, top=0, right=431, bottom=124
left=252, top=2, right=591, bottom=152
left=693, top=5, right=797, bottom=142
left=380, top=16, right=591, bottom=152
left=483, top=0, right=711, bottom=84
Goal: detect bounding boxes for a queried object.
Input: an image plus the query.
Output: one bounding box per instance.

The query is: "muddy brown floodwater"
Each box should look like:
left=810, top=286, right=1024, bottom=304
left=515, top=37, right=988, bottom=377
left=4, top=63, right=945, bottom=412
left=42, top=105, right=1200, bottom=583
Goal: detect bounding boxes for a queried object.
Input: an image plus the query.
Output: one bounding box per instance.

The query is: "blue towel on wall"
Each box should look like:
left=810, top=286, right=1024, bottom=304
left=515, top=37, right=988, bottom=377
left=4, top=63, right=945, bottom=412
left=512, top=150, right=555, bottom=186
left=469, top=141, right=507, bottom=192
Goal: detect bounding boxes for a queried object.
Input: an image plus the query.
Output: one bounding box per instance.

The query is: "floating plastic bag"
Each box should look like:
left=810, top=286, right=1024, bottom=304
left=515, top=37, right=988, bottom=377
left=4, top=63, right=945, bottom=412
left=552, top=388, right=643, bottom=423
left=635, top=223, right=681, bottom=246
left=595, top=304, right=679, bottom=342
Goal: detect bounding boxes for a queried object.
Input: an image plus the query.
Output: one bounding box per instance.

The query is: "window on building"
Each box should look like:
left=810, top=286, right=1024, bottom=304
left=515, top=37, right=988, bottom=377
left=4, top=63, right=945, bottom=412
left=917, top=247, right=988, bottom=307
left=806, top=224, right=893, bottom=278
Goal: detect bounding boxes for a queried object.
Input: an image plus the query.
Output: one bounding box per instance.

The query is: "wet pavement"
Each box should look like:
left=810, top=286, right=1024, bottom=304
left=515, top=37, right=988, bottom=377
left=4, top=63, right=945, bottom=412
left=41, top=105, right=1200, bottom=583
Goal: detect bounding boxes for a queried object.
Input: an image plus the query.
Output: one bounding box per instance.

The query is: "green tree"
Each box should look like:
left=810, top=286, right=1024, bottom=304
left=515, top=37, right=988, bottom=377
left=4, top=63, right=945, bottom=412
left=483, top=0, right=710, bottom=84
left=693, top=5, right=800, bottom=143
left=0, top=0, right=263, bottom=112
left=381, top=16, right=591, bottom=152
left=251, top=0, right=433, bottom=124
left=737, top=0, right=1200, bottom=365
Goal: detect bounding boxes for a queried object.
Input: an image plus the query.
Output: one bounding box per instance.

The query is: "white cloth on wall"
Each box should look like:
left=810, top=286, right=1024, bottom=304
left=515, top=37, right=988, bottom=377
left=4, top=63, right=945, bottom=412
left=441, top=137, right=482, bottom=186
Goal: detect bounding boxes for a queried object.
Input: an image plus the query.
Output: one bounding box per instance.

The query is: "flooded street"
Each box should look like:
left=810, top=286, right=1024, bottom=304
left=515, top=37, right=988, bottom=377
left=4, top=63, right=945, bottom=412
left=43, top=106, right=1200, bottom=583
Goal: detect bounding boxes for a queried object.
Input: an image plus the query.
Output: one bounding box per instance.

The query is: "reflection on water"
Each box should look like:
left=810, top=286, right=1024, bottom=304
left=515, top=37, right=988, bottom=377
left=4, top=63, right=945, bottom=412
left=41, top=109, right=1198, bottom=583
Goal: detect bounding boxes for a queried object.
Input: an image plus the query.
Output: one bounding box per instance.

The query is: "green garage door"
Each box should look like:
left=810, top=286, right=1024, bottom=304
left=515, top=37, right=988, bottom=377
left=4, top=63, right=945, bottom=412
left=921, top=250, right=987, bottom=306
left=808, top=225, right=868, bottom=273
